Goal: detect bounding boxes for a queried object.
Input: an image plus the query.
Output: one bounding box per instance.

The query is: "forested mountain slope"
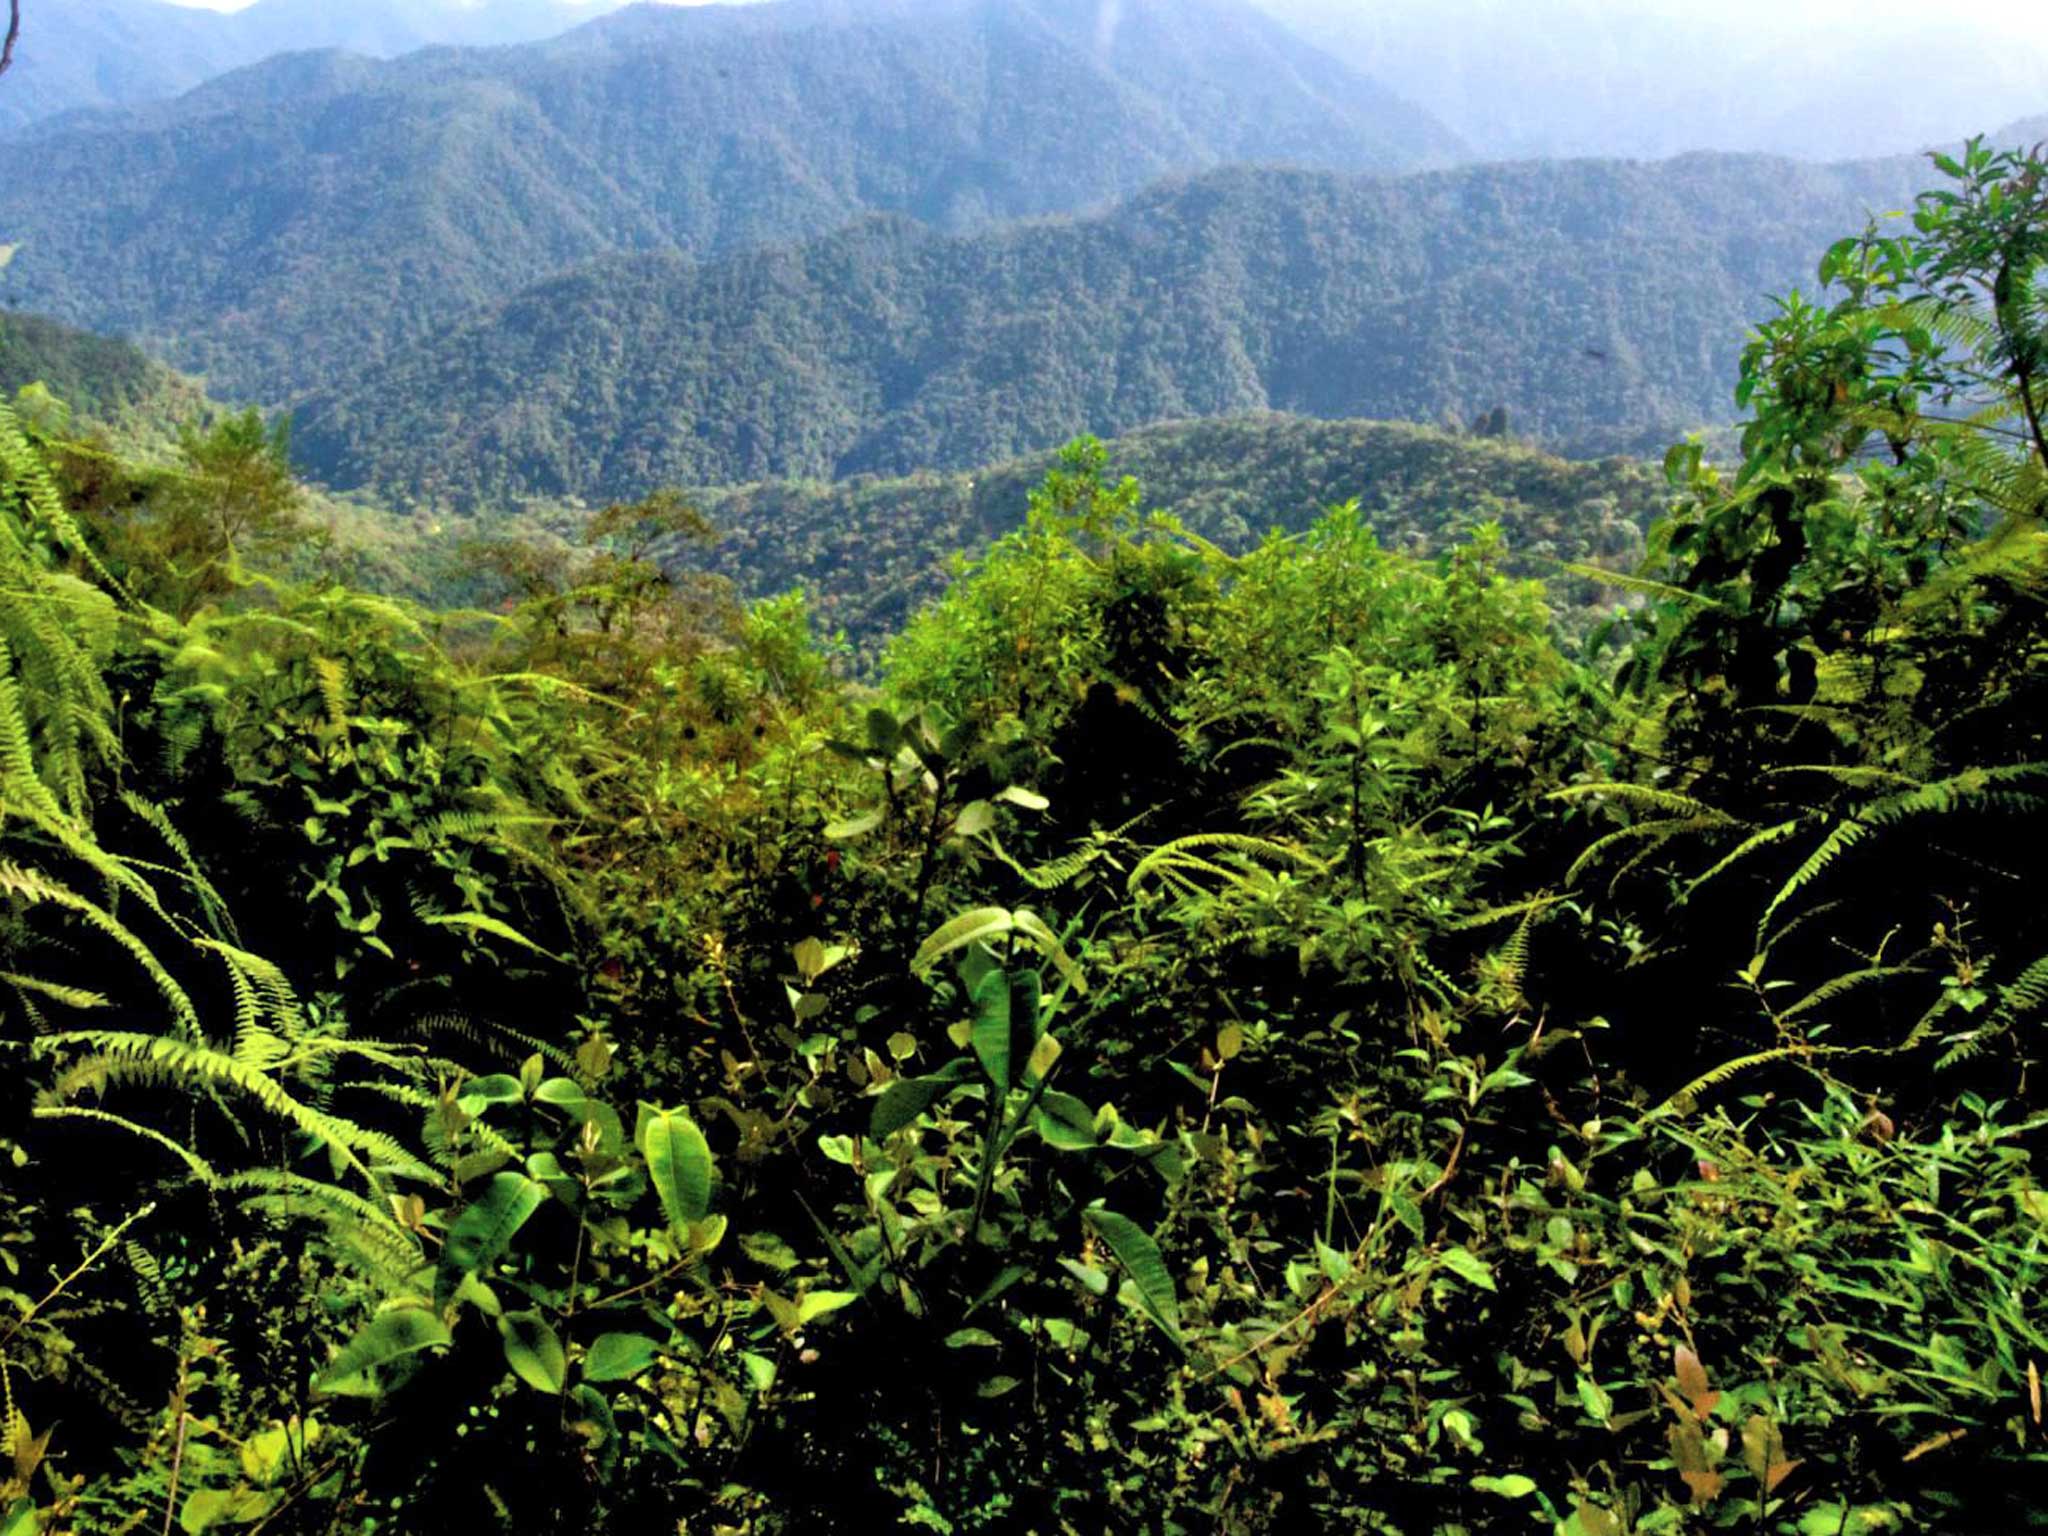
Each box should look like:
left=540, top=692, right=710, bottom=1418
left=0, top=0, right=1459, bottom=402
left=294, top=153, right=1924, bottom=504
left=677, top=414, right=1661, bottom=659
left=0, top=311, right=218, bottom=454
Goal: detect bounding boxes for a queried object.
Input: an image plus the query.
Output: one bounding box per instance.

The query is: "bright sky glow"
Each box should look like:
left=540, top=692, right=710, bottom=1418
left=156, top=0, right=2043, bottom=15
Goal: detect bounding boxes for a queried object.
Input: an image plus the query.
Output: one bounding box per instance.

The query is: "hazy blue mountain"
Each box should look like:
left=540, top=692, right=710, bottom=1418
left=0, top=0, right=1462, bottom=401
left=0, top=0, right=628, bottom=133
left=291, top=152, right=1926, bottom=505
left=1255, top=0, right=2048, bottom=162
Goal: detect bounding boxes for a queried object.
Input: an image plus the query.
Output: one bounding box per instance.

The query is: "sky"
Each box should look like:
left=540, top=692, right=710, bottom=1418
left=158, top=0, right=2041, bottom=16
left=161, top=0, right=716, bottom=9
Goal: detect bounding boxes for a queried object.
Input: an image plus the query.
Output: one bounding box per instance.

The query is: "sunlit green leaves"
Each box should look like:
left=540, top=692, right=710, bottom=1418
left=1083, top=1206, right=1181, bottom=1350
left=582, top=1332, right=663, bottom=1383
left=315, top=1307, right=451, bottom=1398
left=435, top=1173, right=544, bottom=1308
left=499, top=1309, right=567, bottom=1394
left=637, top=1104, right=714, bottom=1231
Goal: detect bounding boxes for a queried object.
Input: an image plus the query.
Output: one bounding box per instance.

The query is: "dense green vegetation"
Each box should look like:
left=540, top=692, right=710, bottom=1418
left=0, top=312, right=218, bottom=457
left=0, top=0, right=1458, bottom=403
left=663, top=415, right=1662, bottom=665
left=4, top=143, right=2046, bottom=1535
left=291, top=154, right=1928, bottom=504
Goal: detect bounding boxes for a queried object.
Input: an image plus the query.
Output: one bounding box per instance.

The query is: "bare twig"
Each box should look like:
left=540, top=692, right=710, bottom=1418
left=0, top=1, right=19, bottom=80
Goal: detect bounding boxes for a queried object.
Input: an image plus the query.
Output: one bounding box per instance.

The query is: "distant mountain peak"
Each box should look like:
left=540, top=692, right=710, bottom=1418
left=0, top=0, right=1464, bottom=401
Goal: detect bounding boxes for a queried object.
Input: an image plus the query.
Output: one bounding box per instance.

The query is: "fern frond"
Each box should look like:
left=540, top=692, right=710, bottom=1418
left=1549, top=782, right=1731, bottom=819
left=30, top=1105, right=219, bottom=1182
left=33, top=1031, right=439, bottom=1189
left=1675, top=818, right=1810, bottom=906
left=0, top=971, right=109, bottom=1013
left=1649, top=1045, right=1846, bottom=1117
left=1127, top=833, right=1325, bottom=896
left=1448, top=894, right=1568, bottom=931
left=1566, top=815, right=1724, bottom=889
left=1777, top=964, right=1927, bottom=1026
left=1555, top=562, right=1726, bottom=608
left=0, top=861, right=202, bottom=1037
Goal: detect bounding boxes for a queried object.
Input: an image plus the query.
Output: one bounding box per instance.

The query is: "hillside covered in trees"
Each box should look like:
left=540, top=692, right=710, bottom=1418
left=290, top=153, right=1927, bottom=502
left=667, top=415, right=1662, bottom=661
left=0, top=311, right=219, bottom=454
left=0, top=0, right=1459, bottom=402
left=4, top=131, right=2047, bottom=1536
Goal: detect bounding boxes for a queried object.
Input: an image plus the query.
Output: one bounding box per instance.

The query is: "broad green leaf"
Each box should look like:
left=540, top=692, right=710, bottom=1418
left=740, top=1230, right=800, bottom=1271
left=1384, top=1189, right=1426, bottom=1241
left=499, top=1309, right=567, bottom=1393
left=1315, top=1238, right=1352, bottom=1284
left=1010, top=968, right=1045, bottom=1072
left=582, top=1332, right=663, bottom=1383
left=1059, top=1258, right=1111, bottom=1296
left=436, top=1172, right=544, bottom=1307
left=1577, top=1375, right=1614, bottom=1426
left=238, top=1423, right=295, bottom=1486
left=1083, top=1206, right=1182, bottom=1349
left=180, top=1487, right=277, bottom=1533
left=526, top=1151, right=579, bottom=1205
left=1562, top=1503, right=1623, bottom=1536
left=1, top=1499, right=37, bottom=1536
left=1035, top=1090, right=1097, bottom=1150
left=913, top=908, right=1016, bottom=974
left=638, top=1104, right=714, bottom=1230
left=315, top=1307, right=451, bottom=1397
left=567, top=1384, right=617, bottom=1456
left=996, top=786, right=1049, bottom=811
left=1009, top=909, right=1086, bottom=994
left=970, top=969, right=1013, bottom=1094
left=863, top=707, right=902, bottom=757
left=456, top=1073, right=524, bottom=1114
left=1798, top=1508, right=1896, bottom=1536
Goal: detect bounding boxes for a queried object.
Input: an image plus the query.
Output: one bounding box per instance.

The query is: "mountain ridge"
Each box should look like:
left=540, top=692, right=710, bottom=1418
left=0, top=0, right=1461, bottom=402
left=290, top=152, right=1928, bottom=505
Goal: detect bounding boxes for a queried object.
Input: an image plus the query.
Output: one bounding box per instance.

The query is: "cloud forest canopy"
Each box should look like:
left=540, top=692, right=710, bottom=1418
left=291, top=153, right=1930, bottom=503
